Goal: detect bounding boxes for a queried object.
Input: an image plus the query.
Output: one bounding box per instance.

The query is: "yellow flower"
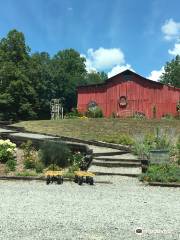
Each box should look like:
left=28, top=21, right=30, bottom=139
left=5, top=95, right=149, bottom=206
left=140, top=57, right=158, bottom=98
left=78, top=116, right=88, bottom=119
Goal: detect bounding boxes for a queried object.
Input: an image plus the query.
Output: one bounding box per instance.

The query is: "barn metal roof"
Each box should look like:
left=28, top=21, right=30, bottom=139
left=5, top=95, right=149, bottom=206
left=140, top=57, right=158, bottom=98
left=77, top=69, right=180, bottom=91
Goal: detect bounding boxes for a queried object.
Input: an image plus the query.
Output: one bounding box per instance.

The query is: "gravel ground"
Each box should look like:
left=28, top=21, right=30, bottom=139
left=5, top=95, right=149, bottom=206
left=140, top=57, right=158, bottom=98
left=0, top=177, right=180, bottom=240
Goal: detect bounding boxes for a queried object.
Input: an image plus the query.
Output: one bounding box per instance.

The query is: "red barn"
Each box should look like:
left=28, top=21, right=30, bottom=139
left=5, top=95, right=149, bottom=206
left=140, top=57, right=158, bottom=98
left=77, top=70, right=180, bottom=119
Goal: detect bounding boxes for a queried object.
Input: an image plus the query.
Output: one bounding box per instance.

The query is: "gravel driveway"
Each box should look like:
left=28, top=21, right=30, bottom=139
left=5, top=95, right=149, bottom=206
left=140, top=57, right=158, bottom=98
left=0, top=177, right=180, bottom=240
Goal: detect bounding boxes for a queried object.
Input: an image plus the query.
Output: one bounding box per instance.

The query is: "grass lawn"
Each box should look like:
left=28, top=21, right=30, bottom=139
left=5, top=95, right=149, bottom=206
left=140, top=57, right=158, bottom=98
left=13, top=118, right=180, bottom=142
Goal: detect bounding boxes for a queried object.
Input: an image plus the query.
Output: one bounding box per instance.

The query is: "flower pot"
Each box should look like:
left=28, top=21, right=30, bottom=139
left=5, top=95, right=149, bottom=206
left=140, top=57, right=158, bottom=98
left=149, top=149, right=170, bottom=164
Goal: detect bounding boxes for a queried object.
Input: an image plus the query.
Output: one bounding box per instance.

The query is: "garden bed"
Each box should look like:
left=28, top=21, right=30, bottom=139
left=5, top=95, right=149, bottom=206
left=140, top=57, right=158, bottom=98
left=0, top=139, right=91, bottom=180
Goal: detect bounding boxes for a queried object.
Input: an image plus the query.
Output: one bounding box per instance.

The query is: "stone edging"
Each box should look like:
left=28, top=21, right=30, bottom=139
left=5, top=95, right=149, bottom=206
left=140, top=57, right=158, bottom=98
left=0, top=175, right=112, bottom=184
left=148, top=182, right=180, bottom=188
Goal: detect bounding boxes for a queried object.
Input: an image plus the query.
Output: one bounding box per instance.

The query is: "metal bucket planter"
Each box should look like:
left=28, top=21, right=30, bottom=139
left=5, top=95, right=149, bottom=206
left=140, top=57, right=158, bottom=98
left=149, top=149, right=170, bottom=165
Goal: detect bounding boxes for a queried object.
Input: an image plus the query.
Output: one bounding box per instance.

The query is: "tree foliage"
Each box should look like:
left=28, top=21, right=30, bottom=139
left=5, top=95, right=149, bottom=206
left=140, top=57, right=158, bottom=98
left=0, top=29, right=108, bottom=120
left=85, top=71, right=107, bottom=85
left=160, top=55, right=180, bottom=88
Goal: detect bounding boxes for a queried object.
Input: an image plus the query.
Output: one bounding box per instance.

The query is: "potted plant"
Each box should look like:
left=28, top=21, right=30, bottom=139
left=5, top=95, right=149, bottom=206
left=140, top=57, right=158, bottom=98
left=149, top=128, right=170, bottom=165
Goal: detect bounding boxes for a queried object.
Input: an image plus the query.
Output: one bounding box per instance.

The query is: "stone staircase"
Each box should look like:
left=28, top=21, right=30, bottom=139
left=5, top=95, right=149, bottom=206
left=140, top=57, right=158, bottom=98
left=89, top=148, right=142, bottom=177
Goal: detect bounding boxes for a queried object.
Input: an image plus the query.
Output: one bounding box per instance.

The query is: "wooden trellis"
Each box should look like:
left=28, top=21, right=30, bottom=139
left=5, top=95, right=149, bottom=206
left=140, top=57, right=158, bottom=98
left=50, top=99, right=63, bottom=120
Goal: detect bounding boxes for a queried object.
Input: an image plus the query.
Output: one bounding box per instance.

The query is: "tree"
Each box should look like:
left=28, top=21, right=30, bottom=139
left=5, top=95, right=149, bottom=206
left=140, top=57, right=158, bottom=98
left=0, top=29, right=37, bottom=120
left=29, top=52, right=55, bottom=119
left=0, top=29, right=109, bottom=120
left=51, top=49, right=87, bottom=111
left=85, top=71, right=107, bottom=85
left=160, top=55, right=180, bottom=88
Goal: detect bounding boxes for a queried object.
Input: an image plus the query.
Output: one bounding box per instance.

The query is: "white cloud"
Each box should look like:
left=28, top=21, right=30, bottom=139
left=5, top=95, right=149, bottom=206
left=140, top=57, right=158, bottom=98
left=107, top=64, right=134, bottom=78
left=83, top=47, right=125, bottom=71
left=148, top=67, right=165, bottom=82
left=168, top=43, right=180, bottom=56
left=161, top=19, right=180, bottom=41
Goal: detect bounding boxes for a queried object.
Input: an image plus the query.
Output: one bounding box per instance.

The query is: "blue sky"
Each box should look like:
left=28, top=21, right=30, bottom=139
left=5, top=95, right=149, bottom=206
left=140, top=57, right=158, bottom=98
left=0, top=0, right=180, bottom=80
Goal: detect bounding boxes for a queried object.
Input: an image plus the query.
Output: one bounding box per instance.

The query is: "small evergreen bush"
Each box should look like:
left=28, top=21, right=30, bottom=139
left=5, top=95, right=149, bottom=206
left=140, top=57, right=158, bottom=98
left=39, top=141, right=71, bottom=168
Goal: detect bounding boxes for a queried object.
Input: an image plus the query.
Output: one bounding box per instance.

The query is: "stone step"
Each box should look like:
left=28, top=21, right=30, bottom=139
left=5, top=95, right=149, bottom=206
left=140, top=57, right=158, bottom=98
left=92, top=159, right=141, bottom=168
left=93, top=151, right=129, bottom=157
left=94, top=172, right=140, bottom=177
left=94, top=157, right=140, bottom=162
left=89, top=165, right=141, bottom=177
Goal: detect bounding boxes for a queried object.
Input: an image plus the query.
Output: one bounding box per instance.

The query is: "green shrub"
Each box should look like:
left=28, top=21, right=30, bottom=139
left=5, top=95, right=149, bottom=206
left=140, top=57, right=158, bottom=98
left=47, top=164, right=62, bottom=171
left=35, top=161, right=44, bottom=173
left=100, top=134, right=134, bottom=146
left=39, top=141, right=71, bottom=168
left=133, top=141, right=150, bottom=159
left=5, top=159, right=17, bottom=171
left=133, top=131, right=171, bottom=159
left=0, top=139, right=16, bottom=163
left=116, top=134, right=134, bottom=145
left=143, top=133, right=156, bottom=148
left=133, top=112, right=146, bottom=120
left=20, top=140, right=39, bottom=169
left=65, top=153, right=84, bottom=178
left=86, top=106, right=103, bottom=118
left=20, top=140, right=34, bottom=153
left=68, top=164, right=79, bottom=172
left=69, top=152, right=84, bottom=168
left=155, top=134, right=171, bottom=150
left=63, top=171, right=75, bottom=179
left=140, top=164, right=180, bottom=183
left=65, top=108, right=83, bottom=119
left=24, top=157, right=36, bottom=169
left=21, top=140, right=38, bottom=169
left=161, top=114, right=174, bottom=120
left=177, top=136, right=180, bottom=165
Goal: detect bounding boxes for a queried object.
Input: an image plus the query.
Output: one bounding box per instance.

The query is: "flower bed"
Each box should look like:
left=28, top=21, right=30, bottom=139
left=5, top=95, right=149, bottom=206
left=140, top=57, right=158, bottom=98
left=0, top=139, right=86, bottom=178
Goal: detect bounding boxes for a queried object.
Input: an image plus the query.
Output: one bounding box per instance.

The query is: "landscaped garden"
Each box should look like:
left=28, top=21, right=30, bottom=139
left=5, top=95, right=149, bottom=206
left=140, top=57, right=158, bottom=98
left=0, top=139, right=85, bottom=179
left=5, top=118, right=180, bottom=184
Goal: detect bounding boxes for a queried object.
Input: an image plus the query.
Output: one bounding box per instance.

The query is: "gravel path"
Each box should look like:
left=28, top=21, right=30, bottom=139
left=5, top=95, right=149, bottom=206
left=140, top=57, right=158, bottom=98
left=0, top=178, right=180, bottom=240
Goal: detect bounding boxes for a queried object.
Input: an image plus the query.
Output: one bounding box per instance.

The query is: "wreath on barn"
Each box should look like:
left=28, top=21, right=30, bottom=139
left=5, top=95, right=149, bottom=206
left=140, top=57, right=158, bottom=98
left=118, top=96, right=127, bottom=107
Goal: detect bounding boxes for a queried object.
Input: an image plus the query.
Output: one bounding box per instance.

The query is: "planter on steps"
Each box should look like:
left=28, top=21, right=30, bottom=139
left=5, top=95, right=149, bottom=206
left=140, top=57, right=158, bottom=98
left=149, top=149, right=170, bottom=165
